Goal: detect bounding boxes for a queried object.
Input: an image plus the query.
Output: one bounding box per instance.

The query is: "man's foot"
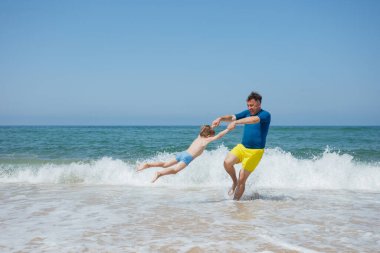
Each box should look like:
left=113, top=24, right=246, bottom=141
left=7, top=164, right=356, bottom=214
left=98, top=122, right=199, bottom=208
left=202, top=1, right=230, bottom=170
left=136, top=163, right=149, bottom=172
left=228, top=182, right=237, bottom=196
left=151, top=172, right=160, bottom=183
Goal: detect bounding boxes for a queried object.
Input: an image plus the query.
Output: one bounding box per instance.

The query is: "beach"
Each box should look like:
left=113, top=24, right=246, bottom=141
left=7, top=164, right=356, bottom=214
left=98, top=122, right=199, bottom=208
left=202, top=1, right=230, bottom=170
left=2, top=0, right=380, bottom=251
left=1, top=126, right=379, bottom=252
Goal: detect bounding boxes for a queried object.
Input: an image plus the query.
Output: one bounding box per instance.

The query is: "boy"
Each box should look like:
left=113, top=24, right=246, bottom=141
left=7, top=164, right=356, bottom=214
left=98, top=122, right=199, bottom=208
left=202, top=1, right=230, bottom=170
left=137, top=125, right=232, bottom=183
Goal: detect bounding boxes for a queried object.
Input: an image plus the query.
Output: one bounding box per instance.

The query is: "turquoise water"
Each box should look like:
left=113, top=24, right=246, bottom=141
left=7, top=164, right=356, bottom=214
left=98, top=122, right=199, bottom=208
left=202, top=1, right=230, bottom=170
left=0, top=125, right=379, bottom=191
left=1, top=126, right=379, bottom=163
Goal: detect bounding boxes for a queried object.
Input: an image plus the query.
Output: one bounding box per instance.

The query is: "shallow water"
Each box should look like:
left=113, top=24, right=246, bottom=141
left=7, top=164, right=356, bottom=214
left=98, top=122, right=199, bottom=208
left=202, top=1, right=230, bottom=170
left=1, top=184, right=379, bottom=252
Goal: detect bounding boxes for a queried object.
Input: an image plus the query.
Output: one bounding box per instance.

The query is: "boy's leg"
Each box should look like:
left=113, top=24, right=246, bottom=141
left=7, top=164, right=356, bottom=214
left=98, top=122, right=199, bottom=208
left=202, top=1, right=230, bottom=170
left=137, top=159, right=177, bottom=172
left=151, top=162, right=187, bottom=183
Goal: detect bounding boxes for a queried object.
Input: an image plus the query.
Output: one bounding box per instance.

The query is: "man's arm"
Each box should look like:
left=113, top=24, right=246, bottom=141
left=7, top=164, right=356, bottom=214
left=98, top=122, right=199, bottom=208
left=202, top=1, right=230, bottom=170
left=212, top=115, right=236, bottom=128
left=228, top=116, right=260, bottom=130
left=236, top=116, right=260, bottom=125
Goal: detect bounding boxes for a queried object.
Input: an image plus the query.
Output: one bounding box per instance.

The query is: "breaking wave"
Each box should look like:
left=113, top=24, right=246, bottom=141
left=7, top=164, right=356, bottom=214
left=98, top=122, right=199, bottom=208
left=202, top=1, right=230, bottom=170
left=0, top=146, right=379, bottom=191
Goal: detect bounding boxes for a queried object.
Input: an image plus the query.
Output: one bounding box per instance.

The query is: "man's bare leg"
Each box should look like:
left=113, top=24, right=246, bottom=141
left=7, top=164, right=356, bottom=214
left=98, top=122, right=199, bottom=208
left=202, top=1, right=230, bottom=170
left=151, top=162, right=187, bottom=183
left=224, top=153, right=240, bottom=195
left=137, top=159, right=177, bottom=172
left=234, top=168, right=251, bottom=200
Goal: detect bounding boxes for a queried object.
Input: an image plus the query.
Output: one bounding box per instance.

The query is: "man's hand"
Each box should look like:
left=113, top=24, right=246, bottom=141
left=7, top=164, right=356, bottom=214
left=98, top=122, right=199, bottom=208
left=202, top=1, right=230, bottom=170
left=227, top=121, right=236, bottom=131
left=211, top=118, right=221, bottom=128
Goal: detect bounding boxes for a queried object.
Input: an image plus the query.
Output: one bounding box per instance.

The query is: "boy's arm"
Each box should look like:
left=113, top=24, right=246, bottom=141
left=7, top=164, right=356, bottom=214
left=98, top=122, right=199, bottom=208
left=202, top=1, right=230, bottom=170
left=206, top=128, right=230, bottom=142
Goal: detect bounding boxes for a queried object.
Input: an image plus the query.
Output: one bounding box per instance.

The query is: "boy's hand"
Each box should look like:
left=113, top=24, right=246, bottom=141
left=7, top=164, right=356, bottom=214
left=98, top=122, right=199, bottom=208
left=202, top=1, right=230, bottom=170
left=227, top=121, right=236, bottom=130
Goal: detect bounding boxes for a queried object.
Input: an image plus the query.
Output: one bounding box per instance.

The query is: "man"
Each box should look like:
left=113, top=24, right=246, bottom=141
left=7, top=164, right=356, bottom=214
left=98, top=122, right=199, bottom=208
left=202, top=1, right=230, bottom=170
left=212, top=91, right=271, bottom=200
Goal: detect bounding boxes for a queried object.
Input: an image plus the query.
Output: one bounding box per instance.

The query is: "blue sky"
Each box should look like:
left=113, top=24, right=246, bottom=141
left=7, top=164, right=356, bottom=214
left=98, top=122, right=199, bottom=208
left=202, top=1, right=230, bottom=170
left=1, top=0, right=379, bottom=125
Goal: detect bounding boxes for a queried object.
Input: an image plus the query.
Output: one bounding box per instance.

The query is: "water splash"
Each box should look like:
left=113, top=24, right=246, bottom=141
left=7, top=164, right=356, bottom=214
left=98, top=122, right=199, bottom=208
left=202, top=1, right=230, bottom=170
left=0, top=146, right=379, bottom=191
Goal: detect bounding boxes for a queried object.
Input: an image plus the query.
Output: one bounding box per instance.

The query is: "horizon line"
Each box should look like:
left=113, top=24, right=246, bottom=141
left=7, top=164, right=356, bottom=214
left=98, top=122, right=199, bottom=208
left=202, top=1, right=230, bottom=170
left=0, top=124, right=379, bottom=127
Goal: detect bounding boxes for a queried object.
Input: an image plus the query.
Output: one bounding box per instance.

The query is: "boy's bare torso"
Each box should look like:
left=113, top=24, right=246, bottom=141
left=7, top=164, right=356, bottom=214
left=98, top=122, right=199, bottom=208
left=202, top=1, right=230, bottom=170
left=186, top=136, right=212, bottom=159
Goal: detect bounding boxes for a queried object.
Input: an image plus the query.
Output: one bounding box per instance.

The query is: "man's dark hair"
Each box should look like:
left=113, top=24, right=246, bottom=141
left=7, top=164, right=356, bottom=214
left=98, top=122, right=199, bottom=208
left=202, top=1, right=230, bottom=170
left=247, top=91, right=262, bottom=103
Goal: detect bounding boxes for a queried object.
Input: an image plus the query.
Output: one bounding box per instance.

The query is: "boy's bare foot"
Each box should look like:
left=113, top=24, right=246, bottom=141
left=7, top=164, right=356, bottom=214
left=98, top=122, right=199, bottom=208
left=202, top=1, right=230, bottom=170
left=228, top=182, right=237, bottom=196
left=136, top=163, right=149, bottom=172
left=151, top=172, right=160, bottom=183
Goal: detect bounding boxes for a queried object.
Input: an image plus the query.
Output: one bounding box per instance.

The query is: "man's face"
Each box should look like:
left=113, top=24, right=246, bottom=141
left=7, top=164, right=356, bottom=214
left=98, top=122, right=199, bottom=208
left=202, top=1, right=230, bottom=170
left=247, top=99, right=261, bottom=115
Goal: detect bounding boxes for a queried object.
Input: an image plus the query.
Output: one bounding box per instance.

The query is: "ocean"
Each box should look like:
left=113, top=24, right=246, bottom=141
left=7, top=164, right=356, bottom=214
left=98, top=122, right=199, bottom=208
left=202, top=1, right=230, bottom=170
left=0, top=126, right=379, bottom=252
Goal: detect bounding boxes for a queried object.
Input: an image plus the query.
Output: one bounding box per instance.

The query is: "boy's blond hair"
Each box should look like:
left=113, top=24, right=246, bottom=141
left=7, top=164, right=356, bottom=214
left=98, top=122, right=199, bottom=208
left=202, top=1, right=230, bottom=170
left=200, top=125, right=215, bottom=137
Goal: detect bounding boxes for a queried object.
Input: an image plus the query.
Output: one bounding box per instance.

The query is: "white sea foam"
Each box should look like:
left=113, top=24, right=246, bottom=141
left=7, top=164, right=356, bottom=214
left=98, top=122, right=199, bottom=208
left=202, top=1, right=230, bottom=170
left=255, top=147, right=380, bottom=191
left=0, top=146, right=379, bottom=191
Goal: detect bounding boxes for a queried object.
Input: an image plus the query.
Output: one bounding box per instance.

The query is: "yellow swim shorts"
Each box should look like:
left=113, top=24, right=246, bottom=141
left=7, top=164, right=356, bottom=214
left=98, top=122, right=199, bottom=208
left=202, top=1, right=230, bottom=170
left=230, top=144, right=264, bottom=173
